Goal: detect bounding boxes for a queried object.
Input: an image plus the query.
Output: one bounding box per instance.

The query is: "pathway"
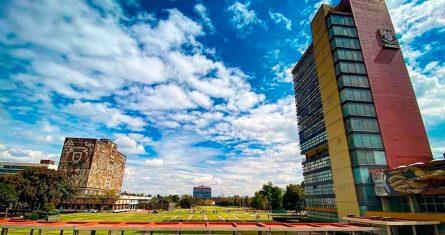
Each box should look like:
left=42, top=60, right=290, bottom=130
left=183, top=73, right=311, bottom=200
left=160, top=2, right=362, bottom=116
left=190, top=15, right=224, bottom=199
left=186, top=214, right=193, bottom=221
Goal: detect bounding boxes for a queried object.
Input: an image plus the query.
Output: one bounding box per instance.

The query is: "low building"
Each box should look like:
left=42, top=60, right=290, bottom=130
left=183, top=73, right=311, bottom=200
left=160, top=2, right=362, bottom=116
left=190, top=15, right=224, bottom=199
left=0, top=159, right=57, bottom=175
left=193, top=185, right=211, bottom=199
left=370, top=159, right=445, bottom=233
left=112, top=195, right=152, bottom=211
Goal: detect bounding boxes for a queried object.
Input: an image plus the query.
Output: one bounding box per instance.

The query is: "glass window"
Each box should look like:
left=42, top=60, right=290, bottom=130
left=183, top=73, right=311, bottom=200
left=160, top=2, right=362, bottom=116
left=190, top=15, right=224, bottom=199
left=345, top=118, right=380, bottom=132
left=353, top=168, right=372, bottom=184
left=329, top=26, right=358, bottom=39
left=331, top=37, right=360, bottom=50
left=351, top=151, right=387, bottom=166
left=342, top=103, right=376, bottom=117
left=333, top=49, right=363, bottom=63
left=348, top=133, right=383, bottom=149
left=338, top=75, right=369, bottom=89
left=356, top=185, right=377, bottom=202
left=335, top=62, right=366, bottom=75
left=340, top=88, right=373, bottom=103
left=389, top=197, right=411, bottom=212
left=327, top=14, right=355, bottom=28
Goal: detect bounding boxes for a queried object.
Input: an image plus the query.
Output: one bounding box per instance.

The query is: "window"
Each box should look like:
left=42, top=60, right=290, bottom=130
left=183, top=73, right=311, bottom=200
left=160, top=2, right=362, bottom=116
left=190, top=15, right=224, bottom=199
left=342, top=103, right=376, bottom=117
left=345, top=118, right=380, bottom=132
left=338, top=75, right=369, bottom=89
left=353, top=168, right=372, bottom=184
left=416, top=196, right=445, bottom=213
left=329, top=26, right=358, bottom=39
left=335, top=62, right=367, bottom=75
left=331, top=37, right=360, bottom=50
left=348, top=133, right=383, bottom=149
left=389, top=197, right=411, bottom=212
left=340, top=89, right=373, bottom=103
left=333, top=49, right=363, bottom=63
left=327, top=14, right=355, bottom=28
left=356, top=185, right=378, bottom=202
left=351, top=151, right=387, bottom=166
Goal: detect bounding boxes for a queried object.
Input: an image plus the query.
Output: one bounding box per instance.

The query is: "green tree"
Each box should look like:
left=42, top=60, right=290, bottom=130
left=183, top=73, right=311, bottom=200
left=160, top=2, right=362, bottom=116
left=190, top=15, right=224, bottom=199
left=259, top=182, right=283, bottom=210
left=251, top=191, right=269, bottom=210
left=283, top=184, right=305, bottom=211
left=179, top=195, right=193, bottom=208
left=0, top=182, right=18, bottom=218
left=97, top=190, right=119, bottom=211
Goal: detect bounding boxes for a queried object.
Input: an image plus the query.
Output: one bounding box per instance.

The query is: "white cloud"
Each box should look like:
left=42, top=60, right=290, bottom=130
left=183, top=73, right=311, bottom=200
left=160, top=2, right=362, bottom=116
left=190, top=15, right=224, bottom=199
left=227, top=1, right=267, bottom=32
left=387, top=0, right=445, bottom=44
left=194, top=3, right=215, bottom=32
left=66, top=100, right=146, bottom=130
left=114, top=133, right=146, bottom=155
left=0, top=145, right=59, bottom=164
left=1, top=0, right=302, bottom=196
left=144, top=158, right=164, bottom=167
left=269, top=10, right=292, bottom=30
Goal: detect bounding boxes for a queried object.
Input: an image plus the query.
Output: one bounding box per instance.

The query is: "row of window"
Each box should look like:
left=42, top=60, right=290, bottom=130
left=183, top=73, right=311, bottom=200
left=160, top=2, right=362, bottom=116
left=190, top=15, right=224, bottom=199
left=303, top=154, right=330, bottom=173
left=305, top=183, right=335, bottom=196
left=351, top=150, right=387, bottom=166
left=300, top=131, right=327, bottom=153
left=305, top=197, right=336, bottom=208
left=327, top=14, right=355, bottom=28
left=340, top=88, right=373, bottom=103
left=338, top=74, right=369, bottom=89
left=342, top=102, right=376, bottom=117
left=307, top=211, right=338, bottom=222
left=336, top=61, right=367, bottom=76
left=331, top=37, right=361, bottom=50
left=304, top=169, right=333, bottom=184
left=348, top=133, right=383, bottom=149
left=416, top=196, right=445, bottom=213
left=345, top=117, right=380, bottom=133
left=333, top=49, right=363, bottom=63
left=329, top=25, right=358, bottom=39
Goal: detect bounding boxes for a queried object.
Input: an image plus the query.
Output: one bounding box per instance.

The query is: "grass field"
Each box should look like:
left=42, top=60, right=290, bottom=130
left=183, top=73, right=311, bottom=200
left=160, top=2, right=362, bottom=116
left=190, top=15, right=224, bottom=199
left=5, top=207, right=275, bottom=235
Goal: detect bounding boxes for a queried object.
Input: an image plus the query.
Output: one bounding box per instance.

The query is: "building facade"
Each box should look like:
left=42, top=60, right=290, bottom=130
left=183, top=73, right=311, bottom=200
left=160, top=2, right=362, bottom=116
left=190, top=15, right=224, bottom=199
left=58, top=138, right=126, bottom=195
left=0, top=159, right=57, bottom=175
left=292, top=0, right=432, bottom=221
left=112, top=195, right=152, bottom=211
left=193, top=185, right=212, bottom=199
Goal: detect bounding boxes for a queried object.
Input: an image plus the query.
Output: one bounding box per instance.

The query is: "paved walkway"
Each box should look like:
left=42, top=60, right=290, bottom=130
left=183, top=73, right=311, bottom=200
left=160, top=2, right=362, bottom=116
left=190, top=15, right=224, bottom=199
left=217, top=215, right=225, bottom=221
left=186, top=214, right=193, bottom=221
left=203, top=215, right=208, bottom=222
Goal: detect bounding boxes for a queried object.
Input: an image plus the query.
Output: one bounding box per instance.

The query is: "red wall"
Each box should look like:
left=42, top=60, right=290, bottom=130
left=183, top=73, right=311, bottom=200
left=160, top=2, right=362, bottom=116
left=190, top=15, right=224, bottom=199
left=345, top=0, right=432, bottom=168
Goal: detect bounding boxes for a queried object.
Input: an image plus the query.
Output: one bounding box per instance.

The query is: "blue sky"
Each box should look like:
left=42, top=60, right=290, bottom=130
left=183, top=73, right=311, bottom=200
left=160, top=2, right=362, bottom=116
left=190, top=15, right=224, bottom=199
left=0, top=0, right=444, bottom=196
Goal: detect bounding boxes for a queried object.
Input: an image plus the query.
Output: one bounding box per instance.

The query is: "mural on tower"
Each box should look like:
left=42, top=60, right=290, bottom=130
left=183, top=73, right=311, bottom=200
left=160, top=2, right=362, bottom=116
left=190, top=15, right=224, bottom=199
left=58, top=138, right=126, bottom=195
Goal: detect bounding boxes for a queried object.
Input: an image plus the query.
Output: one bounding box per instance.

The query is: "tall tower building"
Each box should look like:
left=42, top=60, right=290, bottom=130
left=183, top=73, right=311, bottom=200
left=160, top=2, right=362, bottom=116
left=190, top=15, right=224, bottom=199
left=58, top=137, right=126, bottom=195
left=292, top=0, right=432, bottom=221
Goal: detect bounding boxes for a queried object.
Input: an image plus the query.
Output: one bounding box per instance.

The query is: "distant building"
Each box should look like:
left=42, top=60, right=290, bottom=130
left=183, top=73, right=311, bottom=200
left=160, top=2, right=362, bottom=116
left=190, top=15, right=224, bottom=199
left=113, top=195, right=152, bottom=211
left=58, top=137, right=126, bottom=196
left=0, top=159, right=57, bottom=175
left=193, top=185, right=211, bottom=199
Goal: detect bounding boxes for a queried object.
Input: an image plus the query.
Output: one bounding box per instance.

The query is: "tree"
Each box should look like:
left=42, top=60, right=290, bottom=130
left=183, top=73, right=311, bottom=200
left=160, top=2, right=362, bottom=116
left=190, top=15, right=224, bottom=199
left=97, top=190, right=119, bottom=211
left=283, top=184, right=305, bottom=212
left=0, top=167, right=74, bottom=212
left=251, top=191, right=269, bottom=210
left=179, top=195, right=193, bottom=209
left=0, top=182, right=18, bottom=218
left=259, top=182, right=283, bottom=210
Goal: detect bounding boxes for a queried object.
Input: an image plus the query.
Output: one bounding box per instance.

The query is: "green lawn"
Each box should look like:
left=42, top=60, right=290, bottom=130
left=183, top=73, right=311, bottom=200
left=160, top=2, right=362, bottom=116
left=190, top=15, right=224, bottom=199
left=5, top=207, right=275, bottom=235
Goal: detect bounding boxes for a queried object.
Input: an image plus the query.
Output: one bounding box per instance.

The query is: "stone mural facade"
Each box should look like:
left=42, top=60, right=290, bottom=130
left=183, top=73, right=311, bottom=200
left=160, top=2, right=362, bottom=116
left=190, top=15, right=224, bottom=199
left=58, top=138, right=126, bottom=195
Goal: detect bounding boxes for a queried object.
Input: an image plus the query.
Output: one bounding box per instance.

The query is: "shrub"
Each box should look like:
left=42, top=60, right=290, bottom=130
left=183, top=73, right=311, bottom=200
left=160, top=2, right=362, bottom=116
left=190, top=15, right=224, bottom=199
left=48, top=209, right=60, bottom=215
left=25, top=212, right=40, bottom=220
